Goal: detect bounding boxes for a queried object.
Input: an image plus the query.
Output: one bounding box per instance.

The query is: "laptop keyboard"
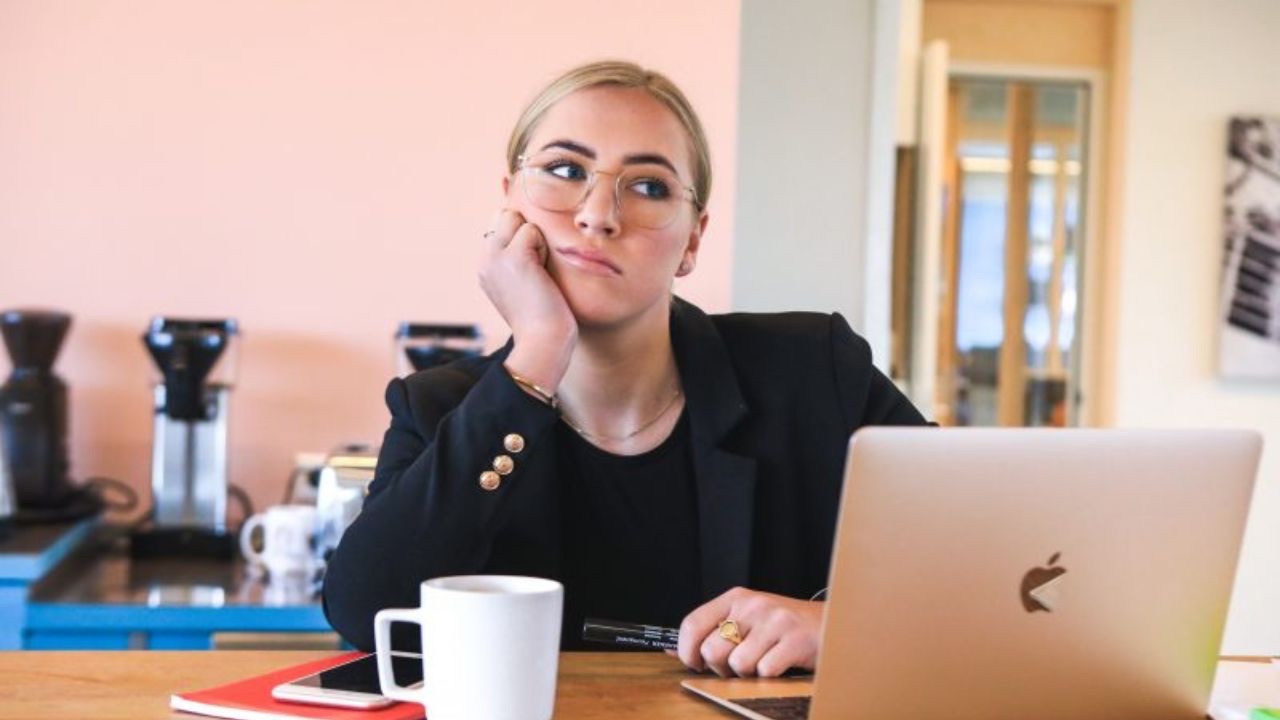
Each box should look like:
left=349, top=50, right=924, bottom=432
left=734, top=696, right=811, bottom=720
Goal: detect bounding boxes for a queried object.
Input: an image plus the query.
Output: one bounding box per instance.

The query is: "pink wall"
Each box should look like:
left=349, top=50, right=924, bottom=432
left=0, top=1, right=739, bottom=517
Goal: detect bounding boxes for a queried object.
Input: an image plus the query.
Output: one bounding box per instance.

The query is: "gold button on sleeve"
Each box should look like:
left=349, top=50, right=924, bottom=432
left=493, top=455, right=515, bottom=476
left=503, top=433, right=526, bottom=454
left=479, top=471, right=501, bottom=491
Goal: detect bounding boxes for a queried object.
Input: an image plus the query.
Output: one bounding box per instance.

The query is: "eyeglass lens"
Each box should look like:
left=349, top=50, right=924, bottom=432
left=521, top=152, right=688, bottom=229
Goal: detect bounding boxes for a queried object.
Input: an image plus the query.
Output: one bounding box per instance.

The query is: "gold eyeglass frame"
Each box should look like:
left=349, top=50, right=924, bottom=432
left=516, top=153, right=701, bottom=229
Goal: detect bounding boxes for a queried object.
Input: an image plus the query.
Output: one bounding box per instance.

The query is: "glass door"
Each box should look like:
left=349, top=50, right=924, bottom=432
left=938, top=78, right=1089, bottom=427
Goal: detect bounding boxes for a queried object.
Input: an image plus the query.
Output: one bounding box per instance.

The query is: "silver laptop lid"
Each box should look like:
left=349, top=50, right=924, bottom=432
left=812, top=428, right=1261, bottom=720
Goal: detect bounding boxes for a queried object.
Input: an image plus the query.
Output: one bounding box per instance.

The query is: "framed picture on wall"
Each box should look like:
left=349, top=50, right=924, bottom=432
left=1220, top=116, right=1280, bottom=379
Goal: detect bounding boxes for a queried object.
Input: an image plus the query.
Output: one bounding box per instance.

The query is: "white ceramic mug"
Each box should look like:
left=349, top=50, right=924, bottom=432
left=239, top=504, right=319, bottom=579
left=374, top=575, right=563, bottom=720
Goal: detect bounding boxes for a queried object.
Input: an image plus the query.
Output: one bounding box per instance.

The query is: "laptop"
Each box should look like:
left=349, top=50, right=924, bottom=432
left=683, top=428, right=1262, bottom=720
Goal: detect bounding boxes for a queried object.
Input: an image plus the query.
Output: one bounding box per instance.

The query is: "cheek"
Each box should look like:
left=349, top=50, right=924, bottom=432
left=654, top=219, right=697, bottom=260
left=505, top=184, right=570, bottom=233
left=633, top=232, right=690, bottom=274
left=504, top=177, right=531, bottom=213
left=505, top=176, right=547, bottom=219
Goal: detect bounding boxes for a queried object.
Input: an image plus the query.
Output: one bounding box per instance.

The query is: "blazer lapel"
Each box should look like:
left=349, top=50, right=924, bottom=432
left=670, top=298, right=758, bottom=599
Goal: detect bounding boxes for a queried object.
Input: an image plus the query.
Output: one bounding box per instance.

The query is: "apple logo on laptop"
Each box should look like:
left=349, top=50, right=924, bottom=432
left=1020, top=552, right=1066, bottom=613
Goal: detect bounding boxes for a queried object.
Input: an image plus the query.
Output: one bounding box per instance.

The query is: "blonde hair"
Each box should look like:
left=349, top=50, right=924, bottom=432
left=506, top=60, right=711, bottom=210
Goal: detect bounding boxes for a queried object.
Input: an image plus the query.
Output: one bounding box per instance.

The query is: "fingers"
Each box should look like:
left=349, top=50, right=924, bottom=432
left=509, top=221, right=548, bottom=265
left=485, top=209, right=548, bottom=268
left=677, top=587, right=742, bottom=672
left=675, top=589, right=823, bottom=678
left=726, top=624, right=779, bottom=678
left=699, top=632, right=736, bottom=677
left=755, top=636, right=810, bottom=678
left=485, top=209, right=525, bottom=253
left=700, top=605, right=763, bottom=678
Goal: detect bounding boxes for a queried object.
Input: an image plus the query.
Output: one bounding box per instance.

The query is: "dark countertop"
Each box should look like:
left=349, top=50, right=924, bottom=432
left=0, top=519, right=98, bottom=581
left=24, top=525, right=330, bottom=633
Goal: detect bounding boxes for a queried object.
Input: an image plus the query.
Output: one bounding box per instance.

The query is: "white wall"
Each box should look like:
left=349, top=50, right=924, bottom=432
left=732, top=0, right=899, bottom=360
left=1116, top=0, right=1280, bottom=654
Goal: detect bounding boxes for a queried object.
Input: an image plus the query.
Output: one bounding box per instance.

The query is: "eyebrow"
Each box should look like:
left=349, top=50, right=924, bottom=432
left=538, top=139, right=681, bottom=177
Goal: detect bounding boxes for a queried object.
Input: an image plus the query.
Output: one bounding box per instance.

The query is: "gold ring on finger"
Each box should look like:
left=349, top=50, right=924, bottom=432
left=717, top=619, right=744, bottom=645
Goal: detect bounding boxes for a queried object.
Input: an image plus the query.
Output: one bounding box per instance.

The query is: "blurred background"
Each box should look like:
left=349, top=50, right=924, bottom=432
left=0, top=0, right=1276, bottom=654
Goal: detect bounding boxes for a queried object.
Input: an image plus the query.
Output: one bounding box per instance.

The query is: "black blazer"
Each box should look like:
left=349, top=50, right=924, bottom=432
left=322, top=298, right=927, bottom=650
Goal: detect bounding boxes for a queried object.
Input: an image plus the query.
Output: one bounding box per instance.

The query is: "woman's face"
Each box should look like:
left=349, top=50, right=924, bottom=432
left=504, top=86, right=707, bottom=331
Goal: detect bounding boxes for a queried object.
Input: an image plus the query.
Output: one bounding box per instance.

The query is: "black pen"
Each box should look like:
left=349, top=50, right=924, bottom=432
left=582, top=617, right=680, bottom=651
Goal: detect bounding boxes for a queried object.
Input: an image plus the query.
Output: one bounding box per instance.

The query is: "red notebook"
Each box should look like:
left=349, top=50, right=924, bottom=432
left=170, top=652, right=425, bottom=720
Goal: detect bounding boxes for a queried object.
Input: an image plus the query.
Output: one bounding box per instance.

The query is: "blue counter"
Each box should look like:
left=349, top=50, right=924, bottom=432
left=3, top=522, right=335, bottom=650
left=0, top=519, right=98, bottom=649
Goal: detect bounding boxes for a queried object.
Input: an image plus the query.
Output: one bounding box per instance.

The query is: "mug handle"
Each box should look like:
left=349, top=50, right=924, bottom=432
left=374, top=608, right=427, bottom=705
left=239, top=513, right=265, bottom=565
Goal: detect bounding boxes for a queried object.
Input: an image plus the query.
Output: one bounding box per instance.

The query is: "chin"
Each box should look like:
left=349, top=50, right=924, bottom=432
left=564, top=293, right=632, bottom=331
left=561, top=282, right=667, bottom=333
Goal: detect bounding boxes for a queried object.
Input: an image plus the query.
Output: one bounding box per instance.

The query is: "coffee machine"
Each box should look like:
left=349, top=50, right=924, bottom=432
left=0, top=309, right=98, bottom=521
left=395, top=323, right=483, bottom=376
left=131, top=317, right=239, bottom=558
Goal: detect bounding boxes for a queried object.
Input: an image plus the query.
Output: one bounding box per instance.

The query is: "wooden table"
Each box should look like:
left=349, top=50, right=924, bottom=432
left=1, top=651, right=1275, bottom=719
left=0, top=651, right=737, bottom=719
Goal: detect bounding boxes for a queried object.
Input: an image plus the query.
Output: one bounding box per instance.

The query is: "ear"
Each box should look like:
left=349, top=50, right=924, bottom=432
left=502, top=175, right=511, bottom=196
left=675, top=211, right=708, bottom=277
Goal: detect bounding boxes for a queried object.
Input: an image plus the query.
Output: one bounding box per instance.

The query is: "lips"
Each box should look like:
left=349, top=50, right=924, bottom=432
left=555, top=247, right=622, bottom=276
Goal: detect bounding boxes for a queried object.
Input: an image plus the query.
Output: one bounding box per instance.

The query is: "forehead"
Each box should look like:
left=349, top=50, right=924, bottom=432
left=526, top=86, right=692, bottom=172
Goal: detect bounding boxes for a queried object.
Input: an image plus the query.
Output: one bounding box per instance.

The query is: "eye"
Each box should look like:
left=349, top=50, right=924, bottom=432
left=541, top=159, right=588, bottom=181
left=626, top=176, right=673, bottom=200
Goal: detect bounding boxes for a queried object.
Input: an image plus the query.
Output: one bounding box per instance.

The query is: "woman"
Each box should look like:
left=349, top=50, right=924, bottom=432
left=322, top=60, right=928, bottom=678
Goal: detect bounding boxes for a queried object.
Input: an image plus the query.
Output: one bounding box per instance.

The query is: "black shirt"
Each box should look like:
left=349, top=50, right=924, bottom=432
left=558, top=409, right=702, bottom=650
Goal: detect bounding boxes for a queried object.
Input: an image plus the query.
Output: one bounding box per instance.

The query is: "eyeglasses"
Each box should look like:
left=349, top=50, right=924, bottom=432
left=517, top=151, right=700, bottom=230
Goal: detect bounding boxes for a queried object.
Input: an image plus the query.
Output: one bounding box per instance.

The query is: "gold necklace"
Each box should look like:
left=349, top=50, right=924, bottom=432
left=560, top=388, right=683, bottom=443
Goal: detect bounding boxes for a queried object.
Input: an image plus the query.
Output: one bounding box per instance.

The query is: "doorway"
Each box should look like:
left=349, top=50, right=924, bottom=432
left=936, top=77, right=1091, bottom=427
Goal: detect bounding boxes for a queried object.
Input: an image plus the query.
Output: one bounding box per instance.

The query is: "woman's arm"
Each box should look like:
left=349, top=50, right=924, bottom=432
left=324, top=208, right=580, bottom=650
left=321, top=362, right=560, bottom=650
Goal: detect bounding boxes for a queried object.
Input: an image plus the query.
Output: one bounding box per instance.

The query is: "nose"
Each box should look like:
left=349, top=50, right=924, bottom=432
left=574, top=175, right=621, bottom=238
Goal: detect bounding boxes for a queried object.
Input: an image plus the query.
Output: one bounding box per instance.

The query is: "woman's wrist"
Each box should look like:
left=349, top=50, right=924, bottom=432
left=505, top=365, right=559, bottom=408
left=505, top=330, right=574, bottom=394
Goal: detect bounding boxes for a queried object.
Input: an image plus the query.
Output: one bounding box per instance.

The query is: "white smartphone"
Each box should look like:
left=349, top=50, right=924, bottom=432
left=271, top=652, right=423, bottom=709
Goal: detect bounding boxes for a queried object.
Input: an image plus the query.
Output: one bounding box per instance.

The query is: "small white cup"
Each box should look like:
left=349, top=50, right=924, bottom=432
left=239, top=504, right=320, bottom=579
left=374, top=575, right=563, bottom=720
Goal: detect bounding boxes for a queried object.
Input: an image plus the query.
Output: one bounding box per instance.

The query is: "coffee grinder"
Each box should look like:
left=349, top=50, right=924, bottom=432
left=131, top=317, right=239, bottom=558
left=0, top=309, right=99, bottom=522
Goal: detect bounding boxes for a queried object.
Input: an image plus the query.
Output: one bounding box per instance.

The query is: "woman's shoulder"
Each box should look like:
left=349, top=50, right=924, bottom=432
left=392, top=351, right=499, bottom=418
left=707, top=309, right=871, bottom=364
left=671, top=297, right=874, bottom=380
left=400, top=351, right=493, bottom=392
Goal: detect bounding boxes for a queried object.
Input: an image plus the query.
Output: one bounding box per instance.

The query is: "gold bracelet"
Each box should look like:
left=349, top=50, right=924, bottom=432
left=505, top=365, right=558, bottom=409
